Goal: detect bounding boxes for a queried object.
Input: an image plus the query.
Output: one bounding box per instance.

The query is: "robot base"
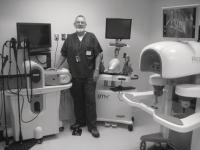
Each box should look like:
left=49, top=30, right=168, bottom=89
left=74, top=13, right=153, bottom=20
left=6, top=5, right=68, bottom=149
left=96, top=89, right=134, bottom=131
left=97, top=117, right=134, bottom=131
left=6, top=84, right=71, bottom=142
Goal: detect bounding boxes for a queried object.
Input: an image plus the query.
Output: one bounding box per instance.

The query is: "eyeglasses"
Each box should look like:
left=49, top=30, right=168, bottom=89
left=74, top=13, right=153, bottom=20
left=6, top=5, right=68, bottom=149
left=75, top=21, right=86, bottom=25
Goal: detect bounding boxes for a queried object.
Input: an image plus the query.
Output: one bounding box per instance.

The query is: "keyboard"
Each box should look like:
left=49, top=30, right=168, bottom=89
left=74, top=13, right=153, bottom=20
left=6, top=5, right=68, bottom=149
left=101, top=72, right=123, bottom=75
left=110, top=86, right=135, bottom=91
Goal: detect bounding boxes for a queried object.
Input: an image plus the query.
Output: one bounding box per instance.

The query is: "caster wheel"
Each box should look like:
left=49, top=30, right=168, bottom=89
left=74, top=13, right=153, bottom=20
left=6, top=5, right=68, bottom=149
left=59, top=126, right=64, bottom=132
left=128, top=124, right=133, bottom=131
left=131, top=116, right=134, bottom=122
left=140, top=141, right=146, bottom=150
left=37, top=138, right=43, bottom=144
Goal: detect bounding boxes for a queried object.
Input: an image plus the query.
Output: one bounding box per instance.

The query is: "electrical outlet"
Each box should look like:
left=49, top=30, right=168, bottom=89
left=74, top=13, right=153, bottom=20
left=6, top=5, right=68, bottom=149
left=61, top=34, right=67, bottom=41
left=54, top=34, right=59, bottom=41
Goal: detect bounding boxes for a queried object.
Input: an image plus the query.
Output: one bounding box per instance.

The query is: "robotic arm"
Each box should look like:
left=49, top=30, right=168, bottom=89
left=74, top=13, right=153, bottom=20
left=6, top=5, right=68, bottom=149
left=121, top=41, right=200, bottom=133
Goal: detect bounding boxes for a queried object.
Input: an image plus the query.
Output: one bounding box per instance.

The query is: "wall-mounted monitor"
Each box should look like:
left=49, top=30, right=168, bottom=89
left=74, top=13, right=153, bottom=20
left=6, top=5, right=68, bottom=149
left=17, top=23, right=51, bottom=50
left=163, top=7, right=196, bottom=38
left=105, top=18, right=132, bottom=39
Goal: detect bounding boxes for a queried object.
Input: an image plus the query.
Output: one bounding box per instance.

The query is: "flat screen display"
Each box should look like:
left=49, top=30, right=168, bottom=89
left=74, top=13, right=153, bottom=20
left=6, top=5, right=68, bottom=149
left=105, top=18, right=132, bottom=39
left=17, top=23, right=51, bottom=49
left=163, top=7, right=196, bottom=38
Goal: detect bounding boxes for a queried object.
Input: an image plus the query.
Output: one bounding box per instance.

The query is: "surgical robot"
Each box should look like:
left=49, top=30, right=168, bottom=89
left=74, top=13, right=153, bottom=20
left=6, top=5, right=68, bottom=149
left=5, top=60, right=72, bottom=143
left=96, top=39, right=137, bottom=131
left=121, top=41, right=200, bottom=150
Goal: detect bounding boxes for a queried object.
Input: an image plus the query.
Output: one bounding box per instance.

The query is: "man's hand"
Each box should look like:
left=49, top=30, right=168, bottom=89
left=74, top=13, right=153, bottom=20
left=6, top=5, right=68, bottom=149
left=93, top=69, right=99, bottom=81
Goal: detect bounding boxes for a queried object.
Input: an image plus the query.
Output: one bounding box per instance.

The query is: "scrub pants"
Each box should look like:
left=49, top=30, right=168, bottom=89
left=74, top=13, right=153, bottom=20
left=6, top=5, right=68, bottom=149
left=70, top=78, right=97, bottom=130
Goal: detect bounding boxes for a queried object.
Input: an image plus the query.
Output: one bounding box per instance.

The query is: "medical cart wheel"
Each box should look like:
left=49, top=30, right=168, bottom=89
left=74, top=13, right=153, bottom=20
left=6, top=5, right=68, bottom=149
left=59, top=127, right=64, bottom=132
left=37, top=138, right=43, bottom=144
left=128, top=124, right=133, bottom=131
left=131, top=116, right=134, bottom=122
left=140, top=141, right=146, bottom=150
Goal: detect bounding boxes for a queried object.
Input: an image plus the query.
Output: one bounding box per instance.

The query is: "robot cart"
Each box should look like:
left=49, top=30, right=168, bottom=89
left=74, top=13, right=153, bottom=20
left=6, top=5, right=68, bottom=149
left=96, top=86, right=135, bottom=131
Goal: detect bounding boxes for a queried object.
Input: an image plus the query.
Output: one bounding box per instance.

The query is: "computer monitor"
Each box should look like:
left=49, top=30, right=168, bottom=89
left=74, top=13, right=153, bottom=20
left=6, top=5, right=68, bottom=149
left=163, top=7, right=196, bottom=38
left=17, top=23, right=51, bottom=50
left=105, top=18, right=132, bottom=39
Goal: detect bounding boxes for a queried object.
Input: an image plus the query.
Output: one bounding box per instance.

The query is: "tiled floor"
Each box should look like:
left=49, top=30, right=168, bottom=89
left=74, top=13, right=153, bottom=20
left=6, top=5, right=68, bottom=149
left=0, top=109, right=160, bottom=150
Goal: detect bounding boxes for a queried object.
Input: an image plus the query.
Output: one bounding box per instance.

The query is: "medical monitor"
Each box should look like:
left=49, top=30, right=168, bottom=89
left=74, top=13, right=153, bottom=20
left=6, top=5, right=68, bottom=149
left=163, top=7, right=196, bottom=38
left=17, top=23, right=51, bottom=50
left=105, top=18, right=132, bottom=39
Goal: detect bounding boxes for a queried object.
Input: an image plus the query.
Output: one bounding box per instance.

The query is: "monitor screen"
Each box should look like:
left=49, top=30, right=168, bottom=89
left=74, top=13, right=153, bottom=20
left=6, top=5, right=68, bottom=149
left=17, top=23, right=51, bottom=49
left=105, top=18, right=132, bottom=39
left=163, top=7, right=196, bottom=38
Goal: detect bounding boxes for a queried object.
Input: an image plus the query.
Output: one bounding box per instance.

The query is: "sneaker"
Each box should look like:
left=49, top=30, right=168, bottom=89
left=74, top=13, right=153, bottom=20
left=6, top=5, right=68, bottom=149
left=70, top=122, right=86, bottom=130
left=88, top=128, right=100, bottom=138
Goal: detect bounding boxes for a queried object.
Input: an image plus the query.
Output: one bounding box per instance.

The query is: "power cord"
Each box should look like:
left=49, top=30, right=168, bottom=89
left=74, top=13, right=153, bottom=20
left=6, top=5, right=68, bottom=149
left=0, top=91, right=4, bottom=129
left=54, top=40, right=59, bottom=68
left=23, top=46, right=32, bottom=103
left=20, top=94, right=40, bottom=123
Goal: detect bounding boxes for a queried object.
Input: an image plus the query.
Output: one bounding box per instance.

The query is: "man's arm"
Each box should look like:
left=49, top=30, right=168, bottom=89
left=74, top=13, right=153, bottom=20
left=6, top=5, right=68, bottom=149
left=93, top=52, right=102, bottom=81
left=56, top=55, right=68, bottom=69
left=95, top=53, right=102, bottom=70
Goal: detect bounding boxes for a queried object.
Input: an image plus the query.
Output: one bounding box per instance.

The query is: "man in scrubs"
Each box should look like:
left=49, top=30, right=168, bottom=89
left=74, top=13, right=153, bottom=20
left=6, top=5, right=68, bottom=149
left=57, top=15, right=103, bottom=138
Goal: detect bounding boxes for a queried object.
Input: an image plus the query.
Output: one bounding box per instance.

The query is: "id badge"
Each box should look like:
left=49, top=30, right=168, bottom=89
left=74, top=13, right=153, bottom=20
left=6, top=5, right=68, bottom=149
left=75, top=56, right=80, bottom=63
left=86, top=50, right=92, bottom=56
